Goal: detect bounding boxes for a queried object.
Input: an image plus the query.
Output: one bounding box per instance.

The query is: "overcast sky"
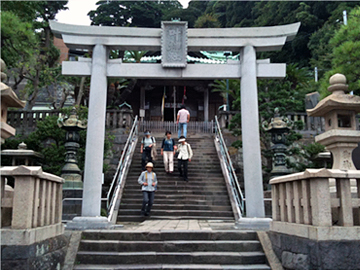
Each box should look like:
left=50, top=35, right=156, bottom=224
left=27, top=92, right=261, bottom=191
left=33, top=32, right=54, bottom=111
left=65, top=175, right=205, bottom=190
left=56, top=0, right=190, bottom=25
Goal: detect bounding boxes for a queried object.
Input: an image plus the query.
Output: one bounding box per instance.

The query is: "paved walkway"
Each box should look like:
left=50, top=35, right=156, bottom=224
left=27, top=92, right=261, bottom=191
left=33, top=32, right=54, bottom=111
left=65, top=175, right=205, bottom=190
left=117, top=219, right=236, bottom=231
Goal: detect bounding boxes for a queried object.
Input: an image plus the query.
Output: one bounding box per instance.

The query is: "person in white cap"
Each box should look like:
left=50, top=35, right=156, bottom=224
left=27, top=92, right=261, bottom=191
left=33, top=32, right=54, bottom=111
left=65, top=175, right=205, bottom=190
left=176, top=136, right=193, bottom=181
left=138, top=162, right=157, bottom=216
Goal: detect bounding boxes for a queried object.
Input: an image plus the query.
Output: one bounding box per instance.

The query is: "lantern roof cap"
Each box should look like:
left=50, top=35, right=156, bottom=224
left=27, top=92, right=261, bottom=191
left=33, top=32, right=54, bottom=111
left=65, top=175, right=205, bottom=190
left=307, top=74, right=360, bottom=117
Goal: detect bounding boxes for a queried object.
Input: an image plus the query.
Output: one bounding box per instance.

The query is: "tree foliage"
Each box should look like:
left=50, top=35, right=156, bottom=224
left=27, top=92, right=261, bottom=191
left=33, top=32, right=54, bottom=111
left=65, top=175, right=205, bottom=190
left=319, top=6, right=360, bottom=95
left=88, top=0, right=182, bottom=27
left=1, top=106, right=114, bottom=176
left=1, top=1, right=69, bottom=109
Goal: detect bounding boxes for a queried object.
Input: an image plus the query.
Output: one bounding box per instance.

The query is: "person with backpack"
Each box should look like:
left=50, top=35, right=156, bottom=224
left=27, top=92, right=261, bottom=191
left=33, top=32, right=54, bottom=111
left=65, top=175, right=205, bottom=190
left=176, top=136, right=193, bottom=182
left=138, top=162, right=157, bottom=216
left=160, top=131, right=177, bottom=174
left=140, top=130, right=156, bottom=171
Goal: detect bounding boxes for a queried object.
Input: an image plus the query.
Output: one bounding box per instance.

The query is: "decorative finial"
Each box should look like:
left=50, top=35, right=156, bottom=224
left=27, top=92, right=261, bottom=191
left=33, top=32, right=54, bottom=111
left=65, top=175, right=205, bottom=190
left=18, top=142, right=27, bottom=150
left=328, top=73, right=348, bottom=94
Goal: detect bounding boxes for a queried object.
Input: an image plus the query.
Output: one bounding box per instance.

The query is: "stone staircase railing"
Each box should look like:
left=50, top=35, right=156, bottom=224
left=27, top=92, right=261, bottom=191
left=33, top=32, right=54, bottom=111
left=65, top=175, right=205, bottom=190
left=270, top=168, right=360, bottom=241
left=214, top=116, right=245, bottom=220
left=106, top=116, right=139, bottom=224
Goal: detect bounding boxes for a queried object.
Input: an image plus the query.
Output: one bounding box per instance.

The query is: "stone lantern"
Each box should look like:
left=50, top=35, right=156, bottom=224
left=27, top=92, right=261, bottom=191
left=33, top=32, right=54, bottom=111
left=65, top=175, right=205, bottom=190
left=263, top=108, right=293, bottom=178
left=1, top=142, right=43, bottom=166
left=57, top=108, right=87, bottom=189
left=307, top=73, right=360, bottom=170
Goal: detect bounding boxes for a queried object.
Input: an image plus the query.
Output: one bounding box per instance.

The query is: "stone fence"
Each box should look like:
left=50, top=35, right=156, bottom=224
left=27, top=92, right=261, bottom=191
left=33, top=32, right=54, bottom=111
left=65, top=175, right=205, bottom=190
left=270, top=168, right=360, bottom=240
left=1, top=166, right=67, bottom=269
left=6, top=109, right=134, bottom=135
left=1, top=166, right=64, bottom=231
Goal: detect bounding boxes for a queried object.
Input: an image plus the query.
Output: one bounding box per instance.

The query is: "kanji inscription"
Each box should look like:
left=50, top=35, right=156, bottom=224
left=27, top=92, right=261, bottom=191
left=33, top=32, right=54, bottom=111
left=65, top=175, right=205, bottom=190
left=161, top=21, right=187, bottom=68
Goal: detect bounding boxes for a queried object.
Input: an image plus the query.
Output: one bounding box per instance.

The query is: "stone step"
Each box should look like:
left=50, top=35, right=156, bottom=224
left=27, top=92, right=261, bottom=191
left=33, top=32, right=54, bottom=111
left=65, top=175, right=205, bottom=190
left=82, top=231, right=258, bottom=241
left=74, top=264, right=271, bottom=270
left=121, top=194, right=231, bottom=201
left=76, top=251, right=266, bottom=265
left=117, top=215, right=234, bottom=222
left=126, top=174, right=224, bottom=179
left=121, top=189, right=229, bottom=196
left=127, top=167, right=222, bottom=172
left=120, top=204, right=232, bottom=211
left=124, top=182, right=227, bottom=187
left=123, top=187, right=228, bottom=193
left=79, top=240, right=262, bottom=252
left=120, top=198, right=231, bottom=206
left=118, top=209, right=234, bottom=217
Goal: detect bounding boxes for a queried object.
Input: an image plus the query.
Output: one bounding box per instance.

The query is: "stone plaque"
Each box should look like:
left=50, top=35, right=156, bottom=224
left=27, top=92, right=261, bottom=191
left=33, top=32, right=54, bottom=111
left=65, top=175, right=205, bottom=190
left=161, top=21, right=187, bottom=68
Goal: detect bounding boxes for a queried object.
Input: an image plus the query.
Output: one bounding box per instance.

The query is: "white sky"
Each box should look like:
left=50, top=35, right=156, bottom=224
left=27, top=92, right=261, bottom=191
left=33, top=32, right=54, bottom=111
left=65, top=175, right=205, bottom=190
left=56, top=0, right=191, bottom=26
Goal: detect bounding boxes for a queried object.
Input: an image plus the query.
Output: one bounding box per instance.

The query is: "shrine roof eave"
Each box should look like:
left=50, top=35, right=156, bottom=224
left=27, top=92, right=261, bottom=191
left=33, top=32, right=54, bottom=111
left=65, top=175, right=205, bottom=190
left=307, top=95, right=360, bottom=117
left=50, top=21, right=300, bottom=52
left=0, top=83, right=26, bottom=108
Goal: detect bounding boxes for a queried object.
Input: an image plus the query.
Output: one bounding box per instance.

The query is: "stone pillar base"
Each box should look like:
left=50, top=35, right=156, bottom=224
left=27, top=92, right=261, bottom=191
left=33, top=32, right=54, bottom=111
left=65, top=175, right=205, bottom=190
left=235, top=217, right=272, bottom=230
left=62, top=174, right=83, bottom=189
left=65, top=216, right=117, bottom=230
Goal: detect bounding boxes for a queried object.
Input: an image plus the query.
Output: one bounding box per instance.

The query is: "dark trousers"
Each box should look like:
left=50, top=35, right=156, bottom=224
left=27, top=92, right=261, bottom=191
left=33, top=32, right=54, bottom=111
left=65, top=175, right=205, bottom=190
left=178, top=159, right=189, bottom=181
left=141, top=149, right=153, bottom=171
left=141, top=191, right=155, bottom=215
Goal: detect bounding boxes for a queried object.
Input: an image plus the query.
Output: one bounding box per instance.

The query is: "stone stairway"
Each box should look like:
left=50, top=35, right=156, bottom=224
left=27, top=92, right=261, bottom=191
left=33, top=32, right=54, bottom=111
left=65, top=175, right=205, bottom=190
left=73, top=230, right=271, bottom=270
left=117, top=136, right=235, bottom=222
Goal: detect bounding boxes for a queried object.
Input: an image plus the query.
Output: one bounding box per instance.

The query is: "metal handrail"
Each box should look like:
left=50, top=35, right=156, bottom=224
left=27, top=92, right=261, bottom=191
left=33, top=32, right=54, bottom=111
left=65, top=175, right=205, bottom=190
left=214, top=115, right=245, bottom=218
left=107, top=116, right=139, bottom=223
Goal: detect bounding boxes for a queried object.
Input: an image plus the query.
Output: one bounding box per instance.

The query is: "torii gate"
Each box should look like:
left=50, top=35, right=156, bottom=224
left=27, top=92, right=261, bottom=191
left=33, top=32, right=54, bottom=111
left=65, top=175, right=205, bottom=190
left=50, top=20, right=300, bottom=229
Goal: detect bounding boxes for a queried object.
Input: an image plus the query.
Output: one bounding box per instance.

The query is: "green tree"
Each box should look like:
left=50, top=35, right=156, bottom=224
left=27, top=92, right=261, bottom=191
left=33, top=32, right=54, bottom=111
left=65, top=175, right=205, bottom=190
left=319, top=6, right=360, bottom=95
left=1, top=1, right=69, bottom=109
left=162, top=1, right=207, bottom=28
left=88, top=0, right=182, bottom=27
left=1, top=106, right=114, bottom=176
left=194, top=13, right=221, bottom=28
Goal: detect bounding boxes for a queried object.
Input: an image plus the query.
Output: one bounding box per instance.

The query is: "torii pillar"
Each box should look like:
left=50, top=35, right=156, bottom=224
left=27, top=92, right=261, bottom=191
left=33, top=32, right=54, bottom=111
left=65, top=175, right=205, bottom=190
left=50, top=20, right=300, bottom=229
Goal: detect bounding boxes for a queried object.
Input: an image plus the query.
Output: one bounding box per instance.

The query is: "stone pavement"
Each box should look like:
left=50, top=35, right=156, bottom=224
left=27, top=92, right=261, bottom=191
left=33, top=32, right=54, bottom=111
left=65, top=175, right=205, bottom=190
left=118, top=219, right=236, bottom=231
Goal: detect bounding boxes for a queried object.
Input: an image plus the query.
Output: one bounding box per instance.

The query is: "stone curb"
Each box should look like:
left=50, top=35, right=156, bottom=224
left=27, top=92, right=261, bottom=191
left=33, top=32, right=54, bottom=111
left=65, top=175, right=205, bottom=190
left=257, top=231, right=283, bottom=270
left=62, top=231, right=82, bottom=270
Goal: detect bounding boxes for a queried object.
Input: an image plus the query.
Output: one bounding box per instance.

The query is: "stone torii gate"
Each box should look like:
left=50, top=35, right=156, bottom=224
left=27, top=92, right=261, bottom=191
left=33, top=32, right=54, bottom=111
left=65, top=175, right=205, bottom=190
left=50, top=20, right=300, bottom=229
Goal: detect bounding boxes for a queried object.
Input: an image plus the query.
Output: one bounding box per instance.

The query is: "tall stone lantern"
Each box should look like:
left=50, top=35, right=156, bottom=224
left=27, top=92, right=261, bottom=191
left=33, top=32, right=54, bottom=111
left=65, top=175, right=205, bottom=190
left=307, top=73, right=360, bottom=170
left=58, top=108, right=87, bottom=188
left=263, top=108, right=293, bottom=178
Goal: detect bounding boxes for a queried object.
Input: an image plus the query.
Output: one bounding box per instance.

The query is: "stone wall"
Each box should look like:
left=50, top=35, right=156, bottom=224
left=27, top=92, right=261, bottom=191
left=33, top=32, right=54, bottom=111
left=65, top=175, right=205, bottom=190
left=268, top=231, right=360, bottom=270
left=1, top=234, right=68, bottom=270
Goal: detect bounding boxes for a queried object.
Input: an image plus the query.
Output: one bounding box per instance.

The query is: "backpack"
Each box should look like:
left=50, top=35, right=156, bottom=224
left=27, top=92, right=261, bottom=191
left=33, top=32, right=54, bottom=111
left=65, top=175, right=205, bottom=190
left=145, top=171, right=157, bottom=191
left=142, top=136, right=155, bottom=144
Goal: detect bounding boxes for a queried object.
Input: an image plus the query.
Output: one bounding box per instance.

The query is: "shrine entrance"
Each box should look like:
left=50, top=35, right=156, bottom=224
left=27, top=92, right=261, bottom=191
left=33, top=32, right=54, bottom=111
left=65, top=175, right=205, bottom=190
left=50, top=20, right=300, bottom=228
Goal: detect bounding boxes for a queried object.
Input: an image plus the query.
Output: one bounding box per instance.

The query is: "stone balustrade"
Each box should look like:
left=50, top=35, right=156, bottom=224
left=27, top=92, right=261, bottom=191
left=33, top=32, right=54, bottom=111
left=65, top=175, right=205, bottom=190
left=1, top=166, right=64, bottom=230
left=1, top=166, right=67, bottom=268
left=270, top=168, right=360, bottom=240
left=1, top=166, right=64, bottom=240
left=6, top=109, right=134, bottom=134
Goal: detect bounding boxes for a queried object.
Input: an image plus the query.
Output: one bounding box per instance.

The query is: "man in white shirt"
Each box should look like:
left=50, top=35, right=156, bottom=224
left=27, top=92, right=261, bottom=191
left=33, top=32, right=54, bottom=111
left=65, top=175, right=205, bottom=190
left=176, top=136, right=193, bottom=181
left=176, top=105, right=190, bottom=138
